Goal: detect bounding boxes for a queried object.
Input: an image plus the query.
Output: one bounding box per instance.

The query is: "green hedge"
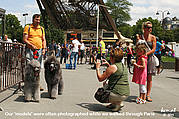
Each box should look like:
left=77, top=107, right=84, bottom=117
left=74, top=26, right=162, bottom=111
left=106, top=56, right=175, bottom=62
left=162, top=56, right=175, bottom=62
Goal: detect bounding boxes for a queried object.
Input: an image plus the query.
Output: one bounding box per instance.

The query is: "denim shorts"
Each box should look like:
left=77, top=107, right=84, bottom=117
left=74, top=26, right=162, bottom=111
left=26, top=48, right=43, bottom=65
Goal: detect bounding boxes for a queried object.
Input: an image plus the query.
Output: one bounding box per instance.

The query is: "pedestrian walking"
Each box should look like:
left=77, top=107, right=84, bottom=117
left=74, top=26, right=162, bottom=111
left=78, top=40, right=85, bottom=64
left=23, top=14, right=47, bottom=91
left=154, top=37, right=164, bottom=74
left=91, top=36, right=106, bottom=69
left=48, top=40, right=57, bottom=57
left=70, top=38, right=81, bottom=69
left=60, top=41, right=68, bottom=64
left=126, top=42, right=133, bottom=68
left=56, top=43, right=61, bottom=58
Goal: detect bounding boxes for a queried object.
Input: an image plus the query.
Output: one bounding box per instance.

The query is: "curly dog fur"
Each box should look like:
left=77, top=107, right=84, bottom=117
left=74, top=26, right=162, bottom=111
left=24, top=60, right=41, bottom=102
left=44, top=56, right=63, bottom=99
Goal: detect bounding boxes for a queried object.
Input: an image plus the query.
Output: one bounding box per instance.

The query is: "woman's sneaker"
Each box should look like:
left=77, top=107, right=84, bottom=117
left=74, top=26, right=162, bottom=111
left=141, top=99, right=146, bottom=104
left=136, top=98, right=146, bottom=104
left=136, top=97, right=141, bottom=104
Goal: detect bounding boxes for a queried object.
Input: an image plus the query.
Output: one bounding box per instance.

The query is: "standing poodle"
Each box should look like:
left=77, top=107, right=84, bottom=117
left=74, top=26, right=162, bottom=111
left=44, top=56, right=63, bottom=99
left=24, top=60, right=41, bottom=102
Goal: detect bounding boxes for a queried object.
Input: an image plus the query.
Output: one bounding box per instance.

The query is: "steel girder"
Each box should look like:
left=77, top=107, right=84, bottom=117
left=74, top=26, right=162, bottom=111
left=36, top=0, right=121, bottom=39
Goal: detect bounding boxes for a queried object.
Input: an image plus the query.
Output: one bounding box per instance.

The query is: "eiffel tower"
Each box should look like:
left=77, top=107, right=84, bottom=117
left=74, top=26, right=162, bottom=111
left=36, top=0, right=121, bottom=40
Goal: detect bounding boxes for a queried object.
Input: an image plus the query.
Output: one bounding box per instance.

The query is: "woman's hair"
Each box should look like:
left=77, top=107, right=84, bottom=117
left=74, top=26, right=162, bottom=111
left=142, top=21, right=152, bottom=33
left=110, top=48, right=123, bottom=63
left=136, top=44, right=147, bottom=54
left=142, top=21, right=152, bottom=29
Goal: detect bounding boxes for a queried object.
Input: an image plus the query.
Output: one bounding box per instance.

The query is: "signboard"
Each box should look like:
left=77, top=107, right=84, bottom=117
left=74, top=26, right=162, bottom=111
left=67, top=33, right=81, bottom=41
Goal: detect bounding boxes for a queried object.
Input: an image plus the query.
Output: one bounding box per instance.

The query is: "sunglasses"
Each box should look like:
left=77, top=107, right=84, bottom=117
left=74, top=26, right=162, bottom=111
left=144, top=25, right=152, bottom=29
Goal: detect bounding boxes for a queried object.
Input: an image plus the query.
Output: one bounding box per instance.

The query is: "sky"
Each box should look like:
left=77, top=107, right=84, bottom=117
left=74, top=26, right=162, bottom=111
left=0, top=0, right=179, bottom=26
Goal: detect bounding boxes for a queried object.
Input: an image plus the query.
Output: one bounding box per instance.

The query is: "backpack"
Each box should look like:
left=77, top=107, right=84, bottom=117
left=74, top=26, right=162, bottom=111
left=27, top=24, right=43, bottom=36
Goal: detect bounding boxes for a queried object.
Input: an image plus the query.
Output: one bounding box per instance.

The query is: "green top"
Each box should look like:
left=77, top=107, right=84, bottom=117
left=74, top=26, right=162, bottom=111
left=107, top=62, right=130, bottom=96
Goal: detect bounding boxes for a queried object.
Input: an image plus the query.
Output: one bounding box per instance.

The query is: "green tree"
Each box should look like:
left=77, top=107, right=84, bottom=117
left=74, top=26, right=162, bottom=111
left=5, top=14, right=23, bottom=42
left=133, top=17, right=163, bottom=35
left=160, top=30, right=174, bottom=43
left=132, top=17, right=177, bottom=43
left=106, top=0, right=132, bottom=27
left=45, top=24, right=64, bottom=44
left=173, top=28, right=179, bottom=43
left=118, top=23, right=134, bottom=38
left=39, top=15, right=65, bottom=45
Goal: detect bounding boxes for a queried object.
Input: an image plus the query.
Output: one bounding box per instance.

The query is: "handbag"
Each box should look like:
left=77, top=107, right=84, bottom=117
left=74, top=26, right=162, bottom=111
left=151, top=54, right=159, bottom=66
left=94, top=87, right=110, bottom=103
left=141, top=36, right=159, bottom=67
left=94, top=64, right=124, bottom=103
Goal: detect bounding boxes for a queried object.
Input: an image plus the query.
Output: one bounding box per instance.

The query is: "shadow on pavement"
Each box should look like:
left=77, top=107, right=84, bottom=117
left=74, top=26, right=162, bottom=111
left=167, top=76, right=179, bottom=81
left=153, top=111, right=179, bottom=118
left=125, top=96, right=138, bottom=103
left=41, top=92, right=50, bottom=98
left=14, top=95, right=25, bottom=102
left=76, top=103, right=111, bottom=112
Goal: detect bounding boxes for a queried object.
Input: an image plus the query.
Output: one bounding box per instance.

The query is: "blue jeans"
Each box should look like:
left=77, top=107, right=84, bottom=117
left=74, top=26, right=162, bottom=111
left=70, top=52, right=78, bottom=69
left=26, top=48, right=43, bottom=65
left=56, top=49, right=61, bottom=57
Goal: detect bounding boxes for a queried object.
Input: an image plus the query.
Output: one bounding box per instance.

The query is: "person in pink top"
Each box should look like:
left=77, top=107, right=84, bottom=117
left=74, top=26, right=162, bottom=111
left=132, top=44, right=147, bottom=104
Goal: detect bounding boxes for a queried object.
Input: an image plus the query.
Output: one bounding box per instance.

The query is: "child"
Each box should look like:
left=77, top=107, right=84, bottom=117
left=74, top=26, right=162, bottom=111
left=132, top=44, right=147, bottom=104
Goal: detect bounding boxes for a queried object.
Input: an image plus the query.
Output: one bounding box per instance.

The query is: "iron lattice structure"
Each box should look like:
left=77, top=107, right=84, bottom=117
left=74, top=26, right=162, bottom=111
left=36, top=0, right=121, bottom=39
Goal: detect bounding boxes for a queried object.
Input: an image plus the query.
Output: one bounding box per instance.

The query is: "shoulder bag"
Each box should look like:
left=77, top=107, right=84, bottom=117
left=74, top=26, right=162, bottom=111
left=142, top=36, right=159, bottom=67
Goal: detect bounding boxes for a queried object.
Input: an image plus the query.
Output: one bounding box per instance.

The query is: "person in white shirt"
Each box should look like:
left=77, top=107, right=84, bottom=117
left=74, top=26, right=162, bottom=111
left=70, top=38, right=81, bottom=69
left=78, top=40, right=85, bottom=64
left=2, top=35, right=13, bottom=70
left=3, top=34, right=13, bottom=51
left=3, top=34, right=12, bottom=43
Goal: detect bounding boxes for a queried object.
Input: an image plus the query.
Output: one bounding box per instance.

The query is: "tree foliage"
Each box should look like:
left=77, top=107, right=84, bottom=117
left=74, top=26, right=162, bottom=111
left=4, top=14, right=23, bottom=42
left=106, top=0, right=132, bottom=27
left=132, top=17, right=163, bottom=36
left=39, top=15, right=65, bottom=45
left=118, top=23, right=134, bottom=38
left=131, top=17, right=178, bottom=43
left=173, top=28, right=179, bottom=42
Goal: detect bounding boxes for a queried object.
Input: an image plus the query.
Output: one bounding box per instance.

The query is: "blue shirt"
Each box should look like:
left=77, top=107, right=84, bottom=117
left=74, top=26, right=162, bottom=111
left=154, top=41, right=162, bottom=55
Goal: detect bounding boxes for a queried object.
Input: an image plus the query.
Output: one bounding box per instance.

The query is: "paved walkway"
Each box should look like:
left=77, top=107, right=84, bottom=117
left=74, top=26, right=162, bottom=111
left=0, top=63, right=179, bottom=119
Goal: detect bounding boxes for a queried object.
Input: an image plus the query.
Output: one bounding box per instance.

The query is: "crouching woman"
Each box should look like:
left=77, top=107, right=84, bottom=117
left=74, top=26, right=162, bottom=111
left=95, top=48, right=130, bottom=112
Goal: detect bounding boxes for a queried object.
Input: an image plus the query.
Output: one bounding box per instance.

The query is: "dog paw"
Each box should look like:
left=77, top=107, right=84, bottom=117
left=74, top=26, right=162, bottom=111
left=58, top=92, right=62, bottom=95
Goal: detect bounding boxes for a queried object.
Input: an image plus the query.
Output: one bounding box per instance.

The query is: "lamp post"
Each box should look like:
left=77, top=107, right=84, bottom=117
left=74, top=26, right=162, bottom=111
left=156, top=10, right=170, bottom=23
left=96, top=4, right=110, bottom=47
left=23, top=13, right=28, bottom=26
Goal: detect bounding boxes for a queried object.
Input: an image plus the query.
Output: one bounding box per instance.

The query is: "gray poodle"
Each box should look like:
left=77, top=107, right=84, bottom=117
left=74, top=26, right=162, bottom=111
left=44, top=56, right=63, bottom=99
left=24, top=60, right=41, bottom=102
